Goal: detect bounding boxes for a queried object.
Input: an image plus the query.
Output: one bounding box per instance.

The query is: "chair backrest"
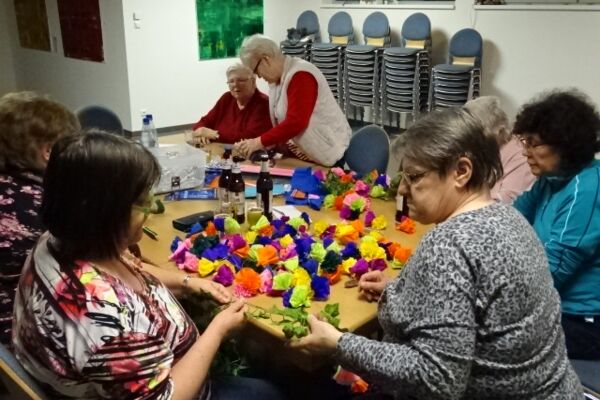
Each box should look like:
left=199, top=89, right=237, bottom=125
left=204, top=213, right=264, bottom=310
left=362, top=11, right=390, bottom=46
left=297, top=10, right=320, bottom=37
left=401, top=12, right=431, bottom=48
left=344, top=124, right=390, bottom=176
left=76, top=105, right=124, bottom=135
left=0, top=344, right=47, bottom=400
left=328, top=11, right=353, bottom=44
left=570, top=359, right=600, bottom=396
left=448, top=28, right=482, bottom=67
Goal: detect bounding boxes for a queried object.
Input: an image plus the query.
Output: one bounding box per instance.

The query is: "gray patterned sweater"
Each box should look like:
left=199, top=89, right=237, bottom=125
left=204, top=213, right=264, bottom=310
left=336, top=203, right=582, bottom=399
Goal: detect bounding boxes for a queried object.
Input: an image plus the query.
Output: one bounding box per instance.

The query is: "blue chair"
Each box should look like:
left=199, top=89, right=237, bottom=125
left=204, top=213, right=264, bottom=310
left=381, top=13, right=432, bottom=126
left=344, top=124, right=390, bottom=175
left=76, top=105, right=124, bottom=136
left=311, top=11, right=355, bottom=105
left=0, top=344, right=47, bottom=400
left=570, top=359, right=600, bottom=399
left=429, top=28, right=482, bottom=111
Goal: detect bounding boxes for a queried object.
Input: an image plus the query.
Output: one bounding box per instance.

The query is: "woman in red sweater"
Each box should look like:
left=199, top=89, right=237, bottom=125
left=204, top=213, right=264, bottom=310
left=191, top=63, right=272, bottom=145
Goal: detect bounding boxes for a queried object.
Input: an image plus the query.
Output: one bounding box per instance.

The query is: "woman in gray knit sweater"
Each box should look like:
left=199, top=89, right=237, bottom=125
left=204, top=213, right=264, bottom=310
left=292, top=108, right=582, bottom=399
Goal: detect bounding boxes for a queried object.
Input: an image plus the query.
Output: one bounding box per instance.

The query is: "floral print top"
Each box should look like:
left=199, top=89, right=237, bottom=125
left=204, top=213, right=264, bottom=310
left=13, top=233, right=205, bottom=399
left=0, top=171, right=44, bottom=348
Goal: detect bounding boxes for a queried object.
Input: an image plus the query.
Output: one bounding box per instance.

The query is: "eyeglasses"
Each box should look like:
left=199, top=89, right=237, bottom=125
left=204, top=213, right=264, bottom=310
left=253, top=58, right=263, bottom=74
left=518, top=135, right=547, bottom=150
left=226, top=78, right=250, bottom=86
left=132, top=194, right=163, bottom=218
left=399, top=170, right=430, bottom=186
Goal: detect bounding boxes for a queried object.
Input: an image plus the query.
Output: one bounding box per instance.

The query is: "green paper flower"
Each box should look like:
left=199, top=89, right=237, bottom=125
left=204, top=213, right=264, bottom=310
left=282, top=256, right=299, bottom=272
left=272, top=272, right=294, bottom=290
left=290, top=285, right=312, bottom=308
left=224, top=217, right=241, bottom=234
left=310, top=242, right=327, bottom=263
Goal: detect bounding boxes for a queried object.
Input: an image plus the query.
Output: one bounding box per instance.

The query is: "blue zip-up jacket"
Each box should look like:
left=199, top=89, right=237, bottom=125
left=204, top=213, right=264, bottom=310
left=514, top=160, right=600, bottom=316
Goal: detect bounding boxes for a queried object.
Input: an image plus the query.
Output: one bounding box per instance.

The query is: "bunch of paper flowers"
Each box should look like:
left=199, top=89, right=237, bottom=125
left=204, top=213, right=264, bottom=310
left=169, top=212, right=412, bottom=309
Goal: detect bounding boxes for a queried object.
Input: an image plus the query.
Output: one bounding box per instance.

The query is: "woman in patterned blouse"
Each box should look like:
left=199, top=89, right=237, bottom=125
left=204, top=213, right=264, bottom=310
left=0, top=92, right=79, bottom=349
left=13, top=133, right=284, bottom=399
left=292, top=109, right=582, bottom=399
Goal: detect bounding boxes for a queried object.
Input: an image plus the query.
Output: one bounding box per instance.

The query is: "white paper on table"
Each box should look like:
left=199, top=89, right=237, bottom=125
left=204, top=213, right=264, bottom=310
left=272, top=205, right=303, bottom=218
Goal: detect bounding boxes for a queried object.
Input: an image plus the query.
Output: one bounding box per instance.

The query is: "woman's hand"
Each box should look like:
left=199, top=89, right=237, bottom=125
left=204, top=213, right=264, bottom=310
left=187, top=278, right=232, bottom=304
left=358, top=270, right=389, bottom=302
left=209, top=299, right=247, bottom=336
left=186, top=128, right=219, bottom=146
left=234, top=137, right=264, bottom=158
left=288, top=314, right=343, bottom=355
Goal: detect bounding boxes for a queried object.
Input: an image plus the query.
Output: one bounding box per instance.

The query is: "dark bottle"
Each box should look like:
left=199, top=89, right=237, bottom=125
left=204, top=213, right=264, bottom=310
left=228, top=156, right=246, bottom=224
left=255, top=151, right=273, bottom=221
left=395, top=194, right=410, bottom=222
left=218, top=149, right=232, bottom=213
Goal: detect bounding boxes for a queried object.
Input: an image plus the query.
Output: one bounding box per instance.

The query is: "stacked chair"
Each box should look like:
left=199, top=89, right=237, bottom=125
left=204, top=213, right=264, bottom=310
left=428, top=28, right=482, bottom=111
left=380, top=12, right=432, bottom=127
left=310, top=11, right=354, bottom=106
left=280, top=10, right=320, bottom=61
left=343, top=11, right=391, bottom=122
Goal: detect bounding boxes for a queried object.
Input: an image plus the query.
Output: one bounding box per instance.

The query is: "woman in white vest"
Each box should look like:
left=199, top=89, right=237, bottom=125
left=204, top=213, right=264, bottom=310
left=235, top=34, right=351, bottom=167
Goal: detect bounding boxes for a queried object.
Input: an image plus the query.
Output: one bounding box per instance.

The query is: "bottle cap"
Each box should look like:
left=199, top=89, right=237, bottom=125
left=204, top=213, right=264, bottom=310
left=146, top=114, right=153, bottom=120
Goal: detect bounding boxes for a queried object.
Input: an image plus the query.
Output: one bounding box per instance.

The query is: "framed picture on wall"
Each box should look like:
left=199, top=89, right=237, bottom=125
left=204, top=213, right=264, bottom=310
left=13, top=0, right=51, bottom=51
left=57, top=0, right=104, bottom=62
left=196, top=0, right=263, bottom=60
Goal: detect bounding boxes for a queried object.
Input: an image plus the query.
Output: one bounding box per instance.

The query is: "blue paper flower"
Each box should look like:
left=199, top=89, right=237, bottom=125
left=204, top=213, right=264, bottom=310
left=341, top=242, right=360, bottom=259
left=213, top=217, right=225, bottom=232
left=202, top=244, right=229, bottom=261
left=227, top=254, right=243, bottom=270
left=294, top=236, right=315, bottom=259
left=322, top=237, right=334, bottom=249
left=170, top=236, right=182, bottom=252
left=302, top=258, right=319, bottom=275
left=256, top=236, right=272, bottom=245
left=300, top=212, right=311, bottom=225
left=311, top=275, right=330, bottom=300
left=282, top=288, right=293, bottom=308
left=188, top=222, right=204, bottom=236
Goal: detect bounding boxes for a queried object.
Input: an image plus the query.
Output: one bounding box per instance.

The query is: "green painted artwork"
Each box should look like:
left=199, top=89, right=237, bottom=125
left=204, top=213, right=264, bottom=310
left=196, top=0, right=263, bottom=60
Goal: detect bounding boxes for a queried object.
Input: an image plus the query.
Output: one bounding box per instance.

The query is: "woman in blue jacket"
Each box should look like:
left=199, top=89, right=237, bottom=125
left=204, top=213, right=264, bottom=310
left=513, top=90, right=600, bottom=360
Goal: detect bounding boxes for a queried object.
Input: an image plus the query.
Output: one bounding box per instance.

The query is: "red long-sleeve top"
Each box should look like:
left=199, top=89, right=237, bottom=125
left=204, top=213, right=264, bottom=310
left=260, top=71, right=318, bottom=147
left=192, top=89, right=272, bottom=144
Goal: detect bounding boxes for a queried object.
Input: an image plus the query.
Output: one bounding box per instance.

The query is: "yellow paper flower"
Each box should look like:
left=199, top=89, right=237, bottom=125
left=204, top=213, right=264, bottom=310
left=372, top=215, right=388, bottom=230
left=244, top=231, right=258, bottom=246
left=342, top=257, right=357, bottom=274
left=279, top=234, right=294, bottom=248
left=313, top=220, right=329, bottom=237
left=293, top=268, right=311, bottom=287
left=250, top=215, right=270, bottom=231
left=368, top=230, right=385, bottom=242
left=334, top=224, right=358, bottom=244
left=359, top=239, right=386, bottom=261
left=326, top=241, right=341, bottom=254
left=198, top=258, right=216, bottom=277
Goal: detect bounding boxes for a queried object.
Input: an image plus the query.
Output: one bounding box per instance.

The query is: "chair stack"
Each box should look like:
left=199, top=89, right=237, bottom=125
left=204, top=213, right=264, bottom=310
left=428, top=28, right=482, bottom=111
left=310, top=12, right=354, bottom=106
left=280, top=10, right=320, bottom=61
left=343, top=11, right=391, bottom=122
left=380, top=13, right=431, bottom=127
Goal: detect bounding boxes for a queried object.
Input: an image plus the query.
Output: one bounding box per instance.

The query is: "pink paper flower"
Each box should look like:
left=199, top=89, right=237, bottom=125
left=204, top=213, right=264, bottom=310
left=331, top=167, right=345, bottom=178
left=179, top=252, right=199, bottom=273
left=259, top=269, right=273, bottom=293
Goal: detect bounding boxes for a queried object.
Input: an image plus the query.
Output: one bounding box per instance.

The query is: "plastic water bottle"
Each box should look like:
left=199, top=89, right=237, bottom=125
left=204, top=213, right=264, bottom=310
left=146, top=114, right=159, bottom=147
left=141, top=117, right=154, bottom=148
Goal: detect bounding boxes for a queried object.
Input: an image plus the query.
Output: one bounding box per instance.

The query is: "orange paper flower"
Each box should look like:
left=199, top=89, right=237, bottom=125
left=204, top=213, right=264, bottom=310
left=233, top=244, right=249, bottom=258
left=396, top=218, right=416, bottom=234
left=395, top=247, right=412, bottom=263
left=257, top=224, right=274, bottom=237
left=204, top=221, right=217, bottom=236
left=257, top=245, right=280, bottom=267
left=322, top=266, right=342, bottom=284
left=234, top=268, right=261, bottom=295
left=351, top=379, right=369, bottom=393
left=334, top=195, right=344, bottom=210
left=350, top=219, right=364, bottom=234
left=340, top=173, right=354, bottom=184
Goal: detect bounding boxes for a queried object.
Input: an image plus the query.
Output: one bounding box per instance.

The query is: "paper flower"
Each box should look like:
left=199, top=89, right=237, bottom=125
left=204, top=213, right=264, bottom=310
left=349, top=258, right=369, bottom=276
left=201, top=244, right=229, bottom=261
left=310, top=242, right=327, bottom=263
left=325, top=241, right=341, bottom=254
left=354, top=180, right=370, bottom=196
left=359, top=237, right=386, bottom=261
left=341, top=242, right=360, bottom=259
left=169, top=239, right=189, bottom=264
left=323, top=194, right=335, bottom=209
left=234, top=268, right=261, bottom=295
left=372, top=215, right=388, bottom=230
left=369, top=185, right=386, bottom=198
left=257, top=245, right=279, bottom=267
left=170, top=236, right=182, bottom=252
left=302, top=259, right=319, bottom=275
left=213, top=264, right=234, bottom=286
left=335, top=224, right=359, bottom=244
left=313, top=169, right=326, bottom=182
left=321, top=250, right=342, bottom=274
left=375, top=174, right=390, bottom=188
left=279, top=245, right=297, bottom=261
left=272, top=272, right=294, bottom=291
left=198, top=258, right=217, bottom=277
left=364, top=210, right=376, bottom=227
left=245, top=230, right=258, bottom=245
left=234, top=284, right=253, bottom=298
left=224, top=217, right=241, bottom=234
left=369, top=258, right=387, bottom=271
left=331, top=167, right=345, bottom=178
left=396, top=217, right=416, bottom=234
left=341, top=257, right=357, bottom=274
left=322, top=266, right=342, bottom=284
left=279, top=234, right=294, bottom=248
left=260, top=269, right=273, bottom=293
left=293, top=268, right=311, bottom=287
left=289, top=285, right=312, bottom=308
left=191, top=235, right=219, bottom=258
left=204, top=221, right=217, bottom=236
left=311, top=275, right=330, bottom=300
left=179, top=252, right=199, bottom=273
left=282, top=256, right=299, bottom=272
left=213, top=216, right=226, bottom=232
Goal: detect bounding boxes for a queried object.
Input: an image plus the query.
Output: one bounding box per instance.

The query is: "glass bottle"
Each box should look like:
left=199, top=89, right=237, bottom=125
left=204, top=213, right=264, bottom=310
left=255, top=151, right=273, bottom=221
left=218, top=149, right=232, bottom=213
left=228, top=156, right=246, bottom=224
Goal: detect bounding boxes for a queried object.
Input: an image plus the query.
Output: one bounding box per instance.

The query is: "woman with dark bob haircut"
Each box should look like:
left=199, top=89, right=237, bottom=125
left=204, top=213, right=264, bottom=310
left=12, top=133, right=284, bottom=399
left=513, top=89, right=600, bottom=360
left=293, top=109, right=581, bottom=399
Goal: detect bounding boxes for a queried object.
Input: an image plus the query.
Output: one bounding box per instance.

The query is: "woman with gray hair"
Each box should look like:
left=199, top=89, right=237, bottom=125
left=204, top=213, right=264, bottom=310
left=190, top=62, right=272, bottom=145
left=292, top=108, right=581, bottom=399
left=234, top=34, right=351, bottom=166
left=464, top=96, right=535, bottom=203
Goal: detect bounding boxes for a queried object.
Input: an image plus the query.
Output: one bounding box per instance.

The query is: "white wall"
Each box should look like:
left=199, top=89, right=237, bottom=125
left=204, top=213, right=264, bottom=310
left=122, top=0, right=320, bottom=132
left=318, top=1, right=600, bottom=118
left=6, top=0, right=132, bottom=128
left=0, top=0, right=17, bottom=95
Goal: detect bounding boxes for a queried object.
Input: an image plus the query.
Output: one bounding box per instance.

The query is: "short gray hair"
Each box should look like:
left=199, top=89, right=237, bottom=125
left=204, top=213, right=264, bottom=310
left=398, top=108, right=502, bottom=191
left=464, top=96, right=511, bottom=144
left=226, top=63, right=253, bottom=79
left=239, top=34, right=282, bottom=69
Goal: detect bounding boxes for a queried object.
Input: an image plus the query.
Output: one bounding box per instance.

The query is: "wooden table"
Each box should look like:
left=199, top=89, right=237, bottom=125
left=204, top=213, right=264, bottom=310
left=141, top=136, right=429, bottom=371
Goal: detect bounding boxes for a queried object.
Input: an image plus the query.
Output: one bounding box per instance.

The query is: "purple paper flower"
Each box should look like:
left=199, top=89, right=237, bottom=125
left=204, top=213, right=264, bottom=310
left=354, top=180, right=370, bottom=196
left=213, top=265, right=234, bottom=286
left=279, top=245, right=298, bottom=261
left=227, top=234, right=246, bottom=251
left=272, top=219, right=285, bottom=231
left=313, top=169, right=326, bottom=182
left=256, top=236, right=272, bottom=245
left=302, top=259, right=319, bottom=275
left=282, top=288, right=293, bottom=308
left=294, top=236, right=314, bottom=259
left=201, top=244, right=229, bottom=261
left=311, top=275, right=330, bottom=300
left=364, top=211, right=376, bottom=227
left=339, top=206, right=352, bottom=220
left=370, top=258, right=387, bottom=271
left=350, top=258, right=369, bottom=276
left=213, top=217, right=226, bottom=232
left=341, top=242, right=360, bottom=259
